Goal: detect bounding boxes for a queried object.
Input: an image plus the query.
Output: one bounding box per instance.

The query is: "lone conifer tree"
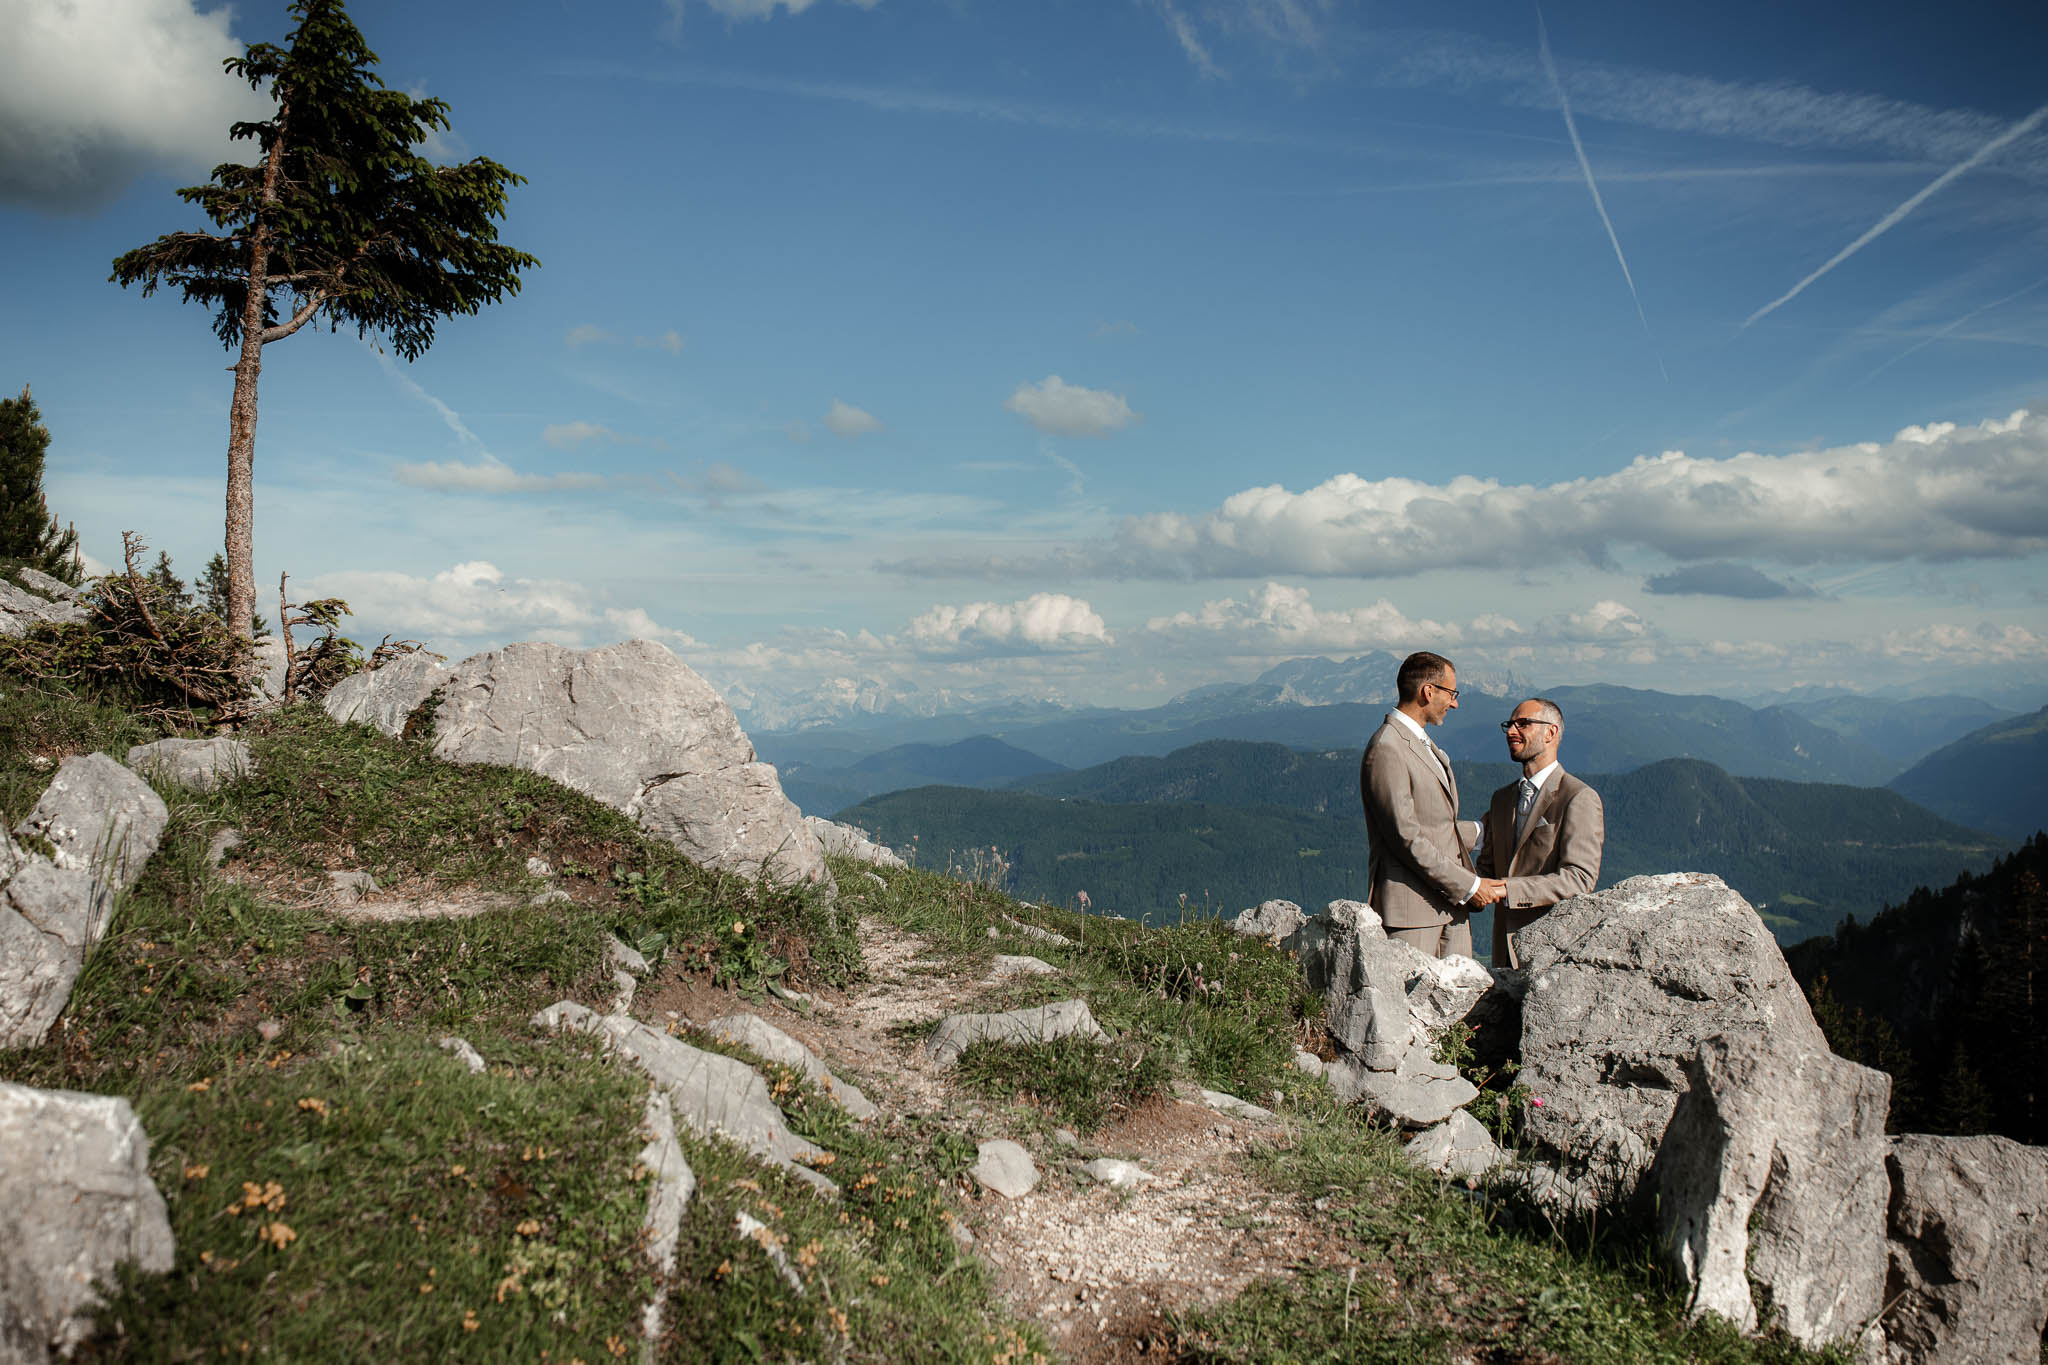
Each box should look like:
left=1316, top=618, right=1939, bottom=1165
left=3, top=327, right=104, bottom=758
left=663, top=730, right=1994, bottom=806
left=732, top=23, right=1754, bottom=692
left=0, top=385, right=83, bottom=584
left=110, top=0, right=537, bottom=642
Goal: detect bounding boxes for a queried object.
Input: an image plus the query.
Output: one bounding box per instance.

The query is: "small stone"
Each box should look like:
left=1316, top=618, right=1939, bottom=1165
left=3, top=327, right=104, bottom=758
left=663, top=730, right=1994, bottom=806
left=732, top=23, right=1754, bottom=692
left=1052, top=1127, right=1079, bottom=1148
left=1196, top=1088, right=1276, bottom=1121
left=1293, top=1049, right=1326, bottom=1078
left=992, top=954, right=1057, bottom=977
left=437, top=1036, right=487, bottom=1075
left=606, top=938, right=650, bottom=975
left=528, top=888, right=572, bottom=908
left=327, top=869, right=379, bottom=903
left=205, top=828, right=243, bottom=869
left=1081, top=1158, right=1153, bottom=1191
left=256, top=1019, right=283, bottom=1043
left=525, top=856, right=552, bottom=878
left=970, top=1139, right=1039, bottom=1198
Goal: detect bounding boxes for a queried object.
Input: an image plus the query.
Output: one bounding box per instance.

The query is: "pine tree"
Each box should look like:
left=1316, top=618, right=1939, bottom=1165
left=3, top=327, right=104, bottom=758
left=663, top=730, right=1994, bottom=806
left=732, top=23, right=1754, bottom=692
left=0, top=385, right=82, bottom=583
left=201, top=552, right=271, bottom=637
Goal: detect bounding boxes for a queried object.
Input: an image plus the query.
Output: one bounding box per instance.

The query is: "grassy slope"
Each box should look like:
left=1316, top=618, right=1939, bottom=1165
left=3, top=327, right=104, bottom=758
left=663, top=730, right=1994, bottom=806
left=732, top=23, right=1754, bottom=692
left=0, top=682, right=1846, bottom=1363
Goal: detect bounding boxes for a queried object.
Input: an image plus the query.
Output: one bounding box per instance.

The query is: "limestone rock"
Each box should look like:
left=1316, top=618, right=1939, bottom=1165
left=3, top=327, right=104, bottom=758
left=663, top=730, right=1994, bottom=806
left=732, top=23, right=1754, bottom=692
left=1230, top=899, right=1306, bottom=943
left=1405, top=1109, right=1505, bottom=1179
left=424, top=642, right=828, bottom=891
left=1651, top=1033, right=1890, bottom=1354
left=802, top=817, right=906, bottom=869
left=1081, top=1158, right=1153, bottom=1191
left=970, top=1139, right=1038, bottom=1198
left=999, top=913, right=1074, bottom=947
left=703, top=1013, right=878, bottom=1120
left=1513, top=873, right=1826, bottom=1213
left=204, top=828, right=243, bottom=868
left=1317, top=898, right=1494, bottom=1074
left=0, top=1082, right=175, bottom=1359
left=532, top=1002, right=837, bottom=1195
left=10, top=568, right=78, bottom=601
left=437, top=1036, right=487, bottom=1075
left=635, top=1090, right=695, bottom=1351
left=925, top=999, right=1107, bottom=1068
left=327, top=869, right=379, bottom=903
left=2, top=755, right=168, bottom=1049
left=0, top=577, right=85, bottom=633
left=320, top=652, right=449, bottom=736
left=1883, top=1133, right=2048, bottom=1365
left=991, top=954, right=1056, bottom=977
left=1329, top=1047, right=1478, bottom=1128
left=248, top=636, right=289, bottom=707
left=1194, top=1088, right=1276, bottom=1122
left=126, top=737, right=253, bottom=792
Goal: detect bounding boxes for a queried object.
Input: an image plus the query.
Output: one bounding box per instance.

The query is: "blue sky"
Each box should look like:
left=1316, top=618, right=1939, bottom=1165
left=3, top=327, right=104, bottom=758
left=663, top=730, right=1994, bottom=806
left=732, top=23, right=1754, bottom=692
left=4, top=0, right=2047, bottom=715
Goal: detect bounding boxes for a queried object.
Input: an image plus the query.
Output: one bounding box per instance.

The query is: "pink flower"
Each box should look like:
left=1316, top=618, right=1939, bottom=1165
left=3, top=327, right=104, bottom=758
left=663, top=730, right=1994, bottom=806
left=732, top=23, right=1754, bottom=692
left=1529, top=1097, right=1545, bottom=1108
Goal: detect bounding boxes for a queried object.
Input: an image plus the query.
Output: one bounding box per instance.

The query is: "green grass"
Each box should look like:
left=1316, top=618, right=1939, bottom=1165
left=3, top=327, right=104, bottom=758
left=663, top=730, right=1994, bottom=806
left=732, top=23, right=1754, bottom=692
left=953, top=1035, right=1169, bottom=1133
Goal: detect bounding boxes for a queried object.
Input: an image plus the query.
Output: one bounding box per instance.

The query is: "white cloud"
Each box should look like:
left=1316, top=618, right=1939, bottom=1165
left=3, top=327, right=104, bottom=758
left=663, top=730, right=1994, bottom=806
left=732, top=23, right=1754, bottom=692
left=1004, top=376, right=1140, bottom=438
left=1146, top=582, right=1463, bottom=651
left=955, top=408, right=2048, bottom=580
left=565, top=324, right=615, bottom=348
left=824, top=399, right=884, bottom=437
left=678, top=0, right=880, bottom=23
left=907, top=593, right=1113, bottom=656
left=305, top=561, right=696, bottom=648
left=393, top=457, right=604, bottom=493
left=542, top=421, right=617, bottom=450
left=641, top=329, right=685, bottom=355
left=0, top=0, right=269, bottom=211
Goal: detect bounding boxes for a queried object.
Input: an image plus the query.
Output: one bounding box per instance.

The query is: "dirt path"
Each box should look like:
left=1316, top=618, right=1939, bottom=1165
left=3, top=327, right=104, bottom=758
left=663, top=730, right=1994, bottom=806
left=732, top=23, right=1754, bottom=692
left=641, top=916, right=1349, bottom=1363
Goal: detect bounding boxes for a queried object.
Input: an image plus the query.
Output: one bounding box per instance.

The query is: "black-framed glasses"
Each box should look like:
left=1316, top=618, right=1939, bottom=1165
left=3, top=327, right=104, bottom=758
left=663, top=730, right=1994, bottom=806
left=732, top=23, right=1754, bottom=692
left=1501, top=718, right=1557, bottom=733
left=1427, top=681, right=1460, bottom=701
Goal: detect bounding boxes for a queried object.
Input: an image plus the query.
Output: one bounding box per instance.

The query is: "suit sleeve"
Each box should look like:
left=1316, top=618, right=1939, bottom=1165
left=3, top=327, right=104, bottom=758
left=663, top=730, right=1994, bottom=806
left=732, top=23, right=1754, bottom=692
left=1506, top=786, right=1604, bottom=910
left=1363, top=737, right=1478, bottom=906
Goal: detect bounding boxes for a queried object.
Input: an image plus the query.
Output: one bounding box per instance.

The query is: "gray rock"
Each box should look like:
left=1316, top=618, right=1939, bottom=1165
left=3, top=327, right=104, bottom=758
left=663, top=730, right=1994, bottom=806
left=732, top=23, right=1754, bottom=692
left=1052, top=1127, right=1079, bottom=1148
left=925, top=999, right=1107, bottom=1068
left=1, top=755, right=169, bottom=1049
left=1513, top=873, right=1827, bottom=1213
left=320, top=652, right=449, bottom=735
left=1195, top=1088, right=1277, bottom=1122
left=417, top=642, right=829, bottom=891
left=0, top=578, right=85, bottom=630
left=734, top=1209, right=806, bottom=1294
left=126, top=737, right=253, bottom=792
left=991, top=954, right=1057, bottom=977
left=1651, top=1033, right=1890, bottom=1353
left=1329, top=1047, right=1478, bottom=1128
left=248, top=636, right=289, bottom=706
left=1883, top=1133, right=2048, bottom=1365
left=970, top=1139, right=1039, bottom=1198
left=1081, top=1158, right=1153, bottom=1191
left=0, top=1082, right=175, bottom=1359
left=10, top=568, right=78, bottom=601
left=606, top=938, right=650, bottom=976
left=1281, top=912, right=1337, bottom=992
left=529, top=888, right=572, bottom=908
left=802, top=816, right=907, bottom=869
left=1320, top=900, right=1414, bottom=1070
left=998, top=913, right=1074, bottom=947
left=636, top=1089, right=695, bottom=1353
left=327, top=869, right=379, bottom=903
left=703, top=1014, right=877, bottom=1121
left=525, top=856, right=553, bottom=878
left=1230, top=898, right=1306, bottom=943
left=532, top=1001, right=837, bottom=1195
left=437, top=1036, right=487, bottom=1075
left=1405, top=1109, right=1505, bottom=1179
left=1292, top=1048, right=1326, bottom=1079
left=204, top=828, right=243, bottom=868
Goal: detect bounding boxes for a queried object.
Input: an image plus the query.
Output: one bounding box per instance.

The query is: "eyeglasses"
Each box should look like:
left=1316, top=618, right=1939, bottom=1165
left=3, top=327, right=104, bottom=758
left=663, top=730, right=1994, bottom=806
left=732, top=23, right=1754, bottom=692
left=1501, top=718, right=1558, bottom=733
left=1427, top=681, right=1460, bottom=701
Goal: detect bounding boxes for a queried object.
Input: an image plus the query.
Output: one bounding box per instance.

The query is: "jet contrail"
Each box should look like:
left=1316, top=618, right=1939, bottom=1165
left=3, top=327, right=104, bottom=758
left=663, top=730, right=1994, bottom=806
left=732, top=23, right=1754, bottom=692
left=1746, top=101, right=2048, bottom=328
left=1537, top=7, right=1667, bottom=381
left=1861, top=270, right=2048, bottom=383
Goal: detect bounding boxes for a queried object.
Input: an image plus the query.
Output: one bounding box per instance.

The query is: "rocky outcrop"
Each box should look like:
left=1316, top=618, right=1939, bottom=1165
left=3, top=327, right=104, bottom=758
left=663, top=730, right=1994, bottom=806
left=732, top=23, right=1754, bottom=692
left=703, top=1013, right=878, bottom=1120
left=1309, top=900, right=1486, bottom=1128
left=1229, top=899, right=1306, bottom=944
left=1405, top=1110, right=1504, bottom=1180
left=1883, top=1133, right=2048, bottom=1365
left=1651, top=1033, right=1891, bottom=1355
left=925, top=1000, right=1107, bottom=1068
left=802, top=817, right=906, bottom=869
left=2, top=754, right=169, bottom=1049
left=0, top=573, right=86, bottom=638
left=126, top=737, right=252, bottom=792
left=0, top=1082, right=176, bottom=1360
left=1512, top=873, right=1827, bottom=1213
left=327, top=641, right=828, bottom=891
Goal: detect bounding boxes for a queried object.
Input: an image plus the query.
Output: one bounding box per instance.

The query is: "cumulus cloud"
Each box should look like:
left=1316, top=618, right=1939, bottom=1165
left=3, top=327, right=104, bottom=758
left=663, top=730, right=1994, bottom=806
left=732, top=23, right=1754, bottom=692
left=824, top=399, right=884, bottom=437
left=542, top=421, right=618, bottom=450
left=911, top=409, right=2047, bottom=580
left=0, top=0, right=269, bottom=211
left=1146, top=582, right=1463, bottom=651
left=907, top=593, right=1113, bottom=656
left=1004, top=376, right=1140, bottom=438
left=393, top=457, right=604, bottom=493
left=1644, top=561, right=1818, bottom=599
left=304, top=561, right=696, bottom=646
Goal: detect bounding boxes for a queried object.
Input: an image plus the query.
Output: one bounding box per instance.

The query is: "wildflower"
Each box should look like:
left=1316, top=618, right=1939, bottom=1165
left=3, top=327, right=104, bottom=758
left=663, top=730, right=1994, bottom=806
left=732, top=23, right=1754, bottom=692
left=183, top=1163, right=209, bottom=1181
left=461, top=1310, right=480, bottom=1333
left=297, top=1096, right=328, bottom=1118
left=732, top=919, right=746, bottom=936
left=449, top=1164, right=467, bottom=1177
left=258, top=1221, right=296, bottom=1250
left=186, top=1079, right=211, bottom=1093
left=1530, top=1097, right=1545, bottom=1108
left=516, top=1218, right=541, bottom=1237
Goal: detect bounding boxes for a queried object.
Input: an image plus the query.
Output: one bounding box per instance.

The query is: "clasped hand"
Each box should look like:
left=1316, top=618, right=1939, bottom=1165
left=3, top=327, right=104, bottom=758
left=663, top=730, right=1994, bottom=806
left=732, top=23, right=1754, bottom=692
left=1471, top=878, right=1507, bottom=907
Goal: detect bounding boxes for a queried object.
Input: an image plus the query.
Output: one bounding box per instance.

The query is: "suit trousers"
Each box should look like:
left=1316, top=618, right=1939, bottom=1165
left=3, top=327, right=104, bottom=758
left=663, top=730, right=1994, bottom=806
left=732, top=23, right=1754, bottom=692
left=1386, top=915, right=1473, bottom=960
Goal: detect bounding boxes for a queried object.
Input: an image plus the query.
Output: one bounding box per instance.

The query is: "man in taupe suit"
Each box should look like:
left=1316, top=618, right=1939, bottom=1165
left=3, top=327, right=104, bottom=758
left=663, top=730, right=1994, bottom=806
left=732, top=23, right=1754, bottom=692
left=1359, top=651, right=1501, bottom=958
left=1473, top=696, right=1605, bottom=968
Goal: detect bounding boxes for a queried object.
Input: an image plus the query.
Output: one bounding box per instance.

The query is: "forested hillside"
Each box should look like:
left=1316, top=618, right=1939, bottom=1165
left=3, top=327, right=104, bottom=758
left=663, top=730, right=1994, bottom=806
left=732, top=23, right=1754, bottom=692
left=1887, top=703, right=2048, bottom=841
left=1788, top=835, right=2048, bottom=1144
left=843, top=743, right=2006, bottom=943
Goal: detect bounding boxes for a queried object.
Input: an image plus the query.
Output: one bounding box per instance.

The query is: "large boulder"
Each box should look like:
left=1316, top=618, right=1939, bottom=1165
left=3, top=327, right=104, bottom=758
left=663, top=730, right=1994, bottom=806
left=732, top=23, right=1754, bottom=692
left=1883, top=1133, right=2048, bottom=1365
left=0, top=1082, right=176, bottom=1360
left=802, top=817, right=905, bottom=869
left=1512, top=873, right=1827, bottom=1213
left=330, top=642, right=828, bottom=891
left=0, top=576, right=86, bottom=638
left=1651, top=1032, right=1891, bottom=1355
left=126, top=737, right=253, bottom=793
left=1230, top=899, right=1306, bottom=944
left=2, top=754, right=169, bottom=1049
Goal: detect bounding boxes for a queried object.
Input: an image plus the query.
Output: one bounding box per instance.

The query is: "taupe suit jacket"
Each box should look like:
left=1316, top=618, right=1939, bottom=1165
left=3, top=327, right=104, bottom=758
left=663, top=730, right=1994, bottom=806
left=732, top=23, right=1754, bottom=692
left=1359, top=715, right=1475, bottom=931
left=1474, top=768, right=1604, bottom=967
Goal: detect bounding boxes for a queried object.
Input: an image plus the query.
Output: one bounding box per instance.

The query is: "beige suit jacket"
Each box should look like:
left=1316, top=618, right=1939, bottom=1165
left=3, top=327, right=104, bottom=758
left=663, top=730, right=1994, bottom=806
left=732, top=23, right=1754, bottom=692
left=1359, top=715, right=1474, bottom=931
left=1474, top=768, right=1604, bottom=967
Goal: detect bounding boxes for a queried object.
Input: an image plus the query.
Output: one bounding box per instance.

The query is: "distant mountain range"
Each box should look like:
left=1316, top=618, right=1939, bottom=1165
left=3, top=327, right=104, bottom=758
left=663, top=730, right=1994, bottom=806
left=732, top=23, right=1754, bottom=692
left=1887, top=704, right=2048, bottom=841
left=839, top=739, right=2010, bottom=947
left=756, top=652, right=2028, bottom=798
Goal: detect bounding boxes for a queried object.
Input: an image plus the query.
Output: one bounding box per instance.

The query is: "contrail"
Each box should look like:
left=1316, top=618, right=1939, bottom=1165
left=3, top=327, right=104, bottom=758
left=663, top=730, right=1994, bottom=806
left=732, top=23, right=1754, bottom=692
left=1746, top=101, right=2048, bottom=328
left=1537, top=7, right=1666, bottom=381
left=1861, top=270, right=2048, bottom=383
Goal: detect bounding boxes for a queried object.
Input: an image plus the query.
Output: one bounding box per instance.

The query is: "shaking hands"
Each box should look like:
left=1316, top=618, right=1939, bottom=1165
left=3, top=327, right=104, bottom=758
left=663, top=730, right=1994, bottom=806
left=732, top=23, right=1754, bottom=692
left=1471, top=878, right=1507, bottom=908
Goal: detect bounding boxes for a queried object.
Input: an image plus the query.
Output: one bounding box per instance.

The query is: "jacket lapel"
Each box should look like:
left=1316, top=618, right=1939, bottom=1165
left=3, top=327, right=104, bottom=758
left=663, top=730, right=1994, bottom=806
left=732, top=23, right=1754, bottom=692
left=1512, top=771, right=1563, bottom=864
left=1405, top=725, right=1455, bottom=806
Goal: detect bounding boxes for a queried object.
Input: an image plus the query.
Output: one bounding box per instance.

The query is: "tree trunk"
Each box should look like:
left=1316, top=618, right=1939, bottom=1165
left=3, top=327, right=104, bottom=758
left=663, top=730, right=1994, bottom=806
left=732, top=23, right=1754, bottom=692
left=225, top=105, right=289, bottom=647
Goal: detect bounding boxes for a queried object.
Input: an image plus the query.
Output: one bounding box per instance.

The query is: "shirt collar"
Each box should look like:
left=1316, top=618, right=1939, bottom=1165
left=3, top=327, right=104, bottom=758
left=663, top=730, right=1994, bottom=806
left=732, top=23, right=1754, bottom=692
left=1389, top=709, right=1430, bottom=743
left=1523, top=760, right=1561, bottom=790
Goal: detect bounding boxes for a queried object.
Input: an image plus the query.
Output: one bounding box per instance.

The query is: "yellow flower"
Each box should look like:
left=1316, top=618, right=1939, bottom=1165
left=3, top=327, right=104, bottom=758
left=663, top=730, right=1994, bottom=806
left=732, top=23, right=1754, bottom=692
left=515, top=1218, right=541, bottom=1237
left=183, top=1163, right=209, bottom=1181
left=186, top=1079, right=211, bottom=1093
left=296, top=1097, right=328, bottom=1118
left=461, top=1310, right=480, bottom=1333
left=258, top=1221, right=296, bottom=1250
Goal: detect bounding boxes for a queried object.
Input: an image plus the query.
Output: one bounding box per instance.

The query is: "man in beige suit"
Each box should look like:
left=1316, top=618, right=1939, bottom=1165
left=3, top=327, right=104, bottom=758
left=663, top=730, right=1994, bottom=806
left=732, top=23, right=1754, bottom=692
left=1473, top=696, right=1605, bottom=968
left=1359, top=651, right=1501, bottom=958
